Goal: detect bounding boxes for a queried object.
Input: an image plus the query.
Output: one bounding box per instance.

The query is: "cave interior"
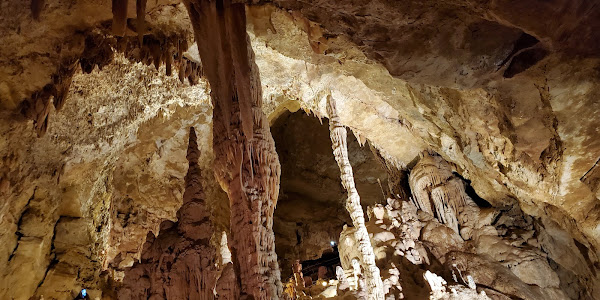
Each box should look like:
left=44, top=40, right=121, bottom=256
left=0, top=0, right=600, bottom=299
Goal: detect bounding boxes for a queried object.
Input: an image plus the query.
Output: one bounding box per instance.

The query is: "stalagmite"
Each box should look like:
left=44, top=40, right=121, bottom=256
left=117, top=127, right=220, bottom=299
left=183, top=0, right=282, bottom=298
left=327, top=96, right=385, bottom=300
left=215, top=263, right=239, bottom=300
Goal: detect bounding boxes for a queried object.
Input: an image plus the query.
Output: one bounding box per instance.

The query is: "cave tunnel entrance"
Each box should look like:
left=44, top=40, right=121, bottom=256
left=271, top=110, right=390, bottom=282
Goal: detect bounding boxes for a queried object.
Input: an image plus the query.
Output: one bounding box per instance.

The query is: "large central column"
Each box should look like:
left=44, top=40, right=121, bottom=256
left=183, top=1, right=283, bottom=299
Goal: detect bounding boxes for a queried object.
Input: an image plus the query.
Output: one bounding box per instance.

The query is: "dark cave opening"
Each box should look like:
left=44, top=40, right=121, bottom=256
left=297, top=244, right=341, bottom=282
left=452, top=171, right=492, bottom=208
left=270, top=110, right=389, bottom=280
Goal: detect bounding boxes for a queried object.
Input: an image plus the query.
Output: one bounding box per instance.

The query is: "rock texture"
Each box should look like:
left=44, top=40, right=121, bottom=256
left=409, top=152, right=486, bottom=237
left=334, top=152, right=595, bottom=299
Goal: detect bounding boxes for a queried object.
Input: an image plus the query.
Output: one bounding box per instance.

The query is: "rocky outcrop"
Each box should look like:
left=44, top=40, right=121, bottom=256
left=338, top=194, right=570, bottom=299
left=334, top=152, right=598, bottom=299
left=409, top=152, right=489, bottom=238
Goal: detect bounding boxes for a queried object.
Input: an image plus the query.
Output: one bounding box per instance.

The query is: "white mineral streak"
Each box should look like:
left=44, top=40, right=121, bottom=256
left=424, top=270, right=447, bottom=300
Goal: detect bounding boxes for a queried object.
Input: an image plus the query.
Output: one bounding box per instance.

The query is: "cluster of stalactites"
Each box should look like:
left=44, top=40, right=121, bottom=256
left=20, top=57, right=78, bottom=137
left=22, top=0, right=200, bottom=137
left=115, top=32, right=203, bottom=85
left=111, top=0, right=200, bottom=82
left=408, top=151, right=480, bottom=235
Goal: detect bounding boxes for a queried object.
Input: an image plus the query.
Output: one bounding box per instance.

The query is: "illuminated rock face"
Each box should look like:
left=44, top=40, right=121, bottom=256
left=337, top=153, right=590, bottom=299
left=409, top=152, right=482, bottom=237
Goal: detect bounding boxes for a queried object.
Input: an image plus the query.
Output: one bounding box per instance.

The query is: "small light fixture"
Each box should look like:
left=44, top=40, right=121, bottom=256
left=322, top=281, right=327, bottom=286
left=330, top=241, right=336, bottom=246
left=81, top=289, right=87, bottom=297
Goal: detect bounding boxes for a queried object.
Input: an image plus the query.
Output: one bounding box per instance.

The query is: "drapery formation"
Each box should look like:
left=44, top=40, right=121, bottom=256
left=409, top=152, right=481, bottom=236
left=327, top=97, right=385, bottom=300
left=183, top=1, right=283, bottom=298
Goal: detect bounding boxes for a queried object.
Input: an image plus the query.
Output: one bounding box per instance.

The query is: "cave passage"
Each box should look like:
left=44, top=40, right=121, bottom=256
left=271, top=110, right=389, bottom=281
left=298, top=245, right=341, bottom=281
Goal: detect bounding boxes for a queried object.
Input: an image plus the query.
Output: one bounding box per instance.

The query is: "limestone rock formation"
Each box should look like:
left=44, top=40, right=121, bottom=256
left=409, top=151, right=489, bottom=238
left=117, top=127, right=227, bottom=299
left=184, top=0, right=282, bottom=298
left=328, top=97, right=384, bottom=300
left=334, top=151, right=595, bottom=299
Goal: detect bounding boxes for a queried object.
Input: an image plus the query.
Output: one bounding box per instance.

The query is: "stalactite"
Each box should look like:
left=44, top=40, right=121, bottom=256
left=115, top=31, right=199, bottom=84
left=52, top=59, right=78, bottom=112
left=20, top=87, right=51, bottom=137
left=112, top=0, right=128, bottom=37
left=165, top=47, right=173, bottom=76
left=135, top=0, right=147, bottom=45
left=327, top=96, right=385, bottom=300
left=22, top=27, right=196, bottom=137
left=183, top=0, right=282, bottom=298
left=80, top=34, right=115, bottom=74
left=30, top=0, right=44, bottom=20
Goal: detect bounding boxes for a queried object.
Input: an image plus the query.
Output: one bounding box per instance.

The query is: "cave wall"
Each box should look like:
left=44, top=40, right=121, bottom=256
left=247, top=4, right=600, bottom=267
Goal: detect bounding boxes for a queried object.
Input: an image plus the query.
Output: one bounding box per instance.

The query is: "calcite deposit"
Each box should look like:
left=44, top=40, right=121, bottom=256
left=1, top=0, right=599, bottom=299
left=117, top=127, right=226, bottom=299
left=328, top=97, right=384, bottom=299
